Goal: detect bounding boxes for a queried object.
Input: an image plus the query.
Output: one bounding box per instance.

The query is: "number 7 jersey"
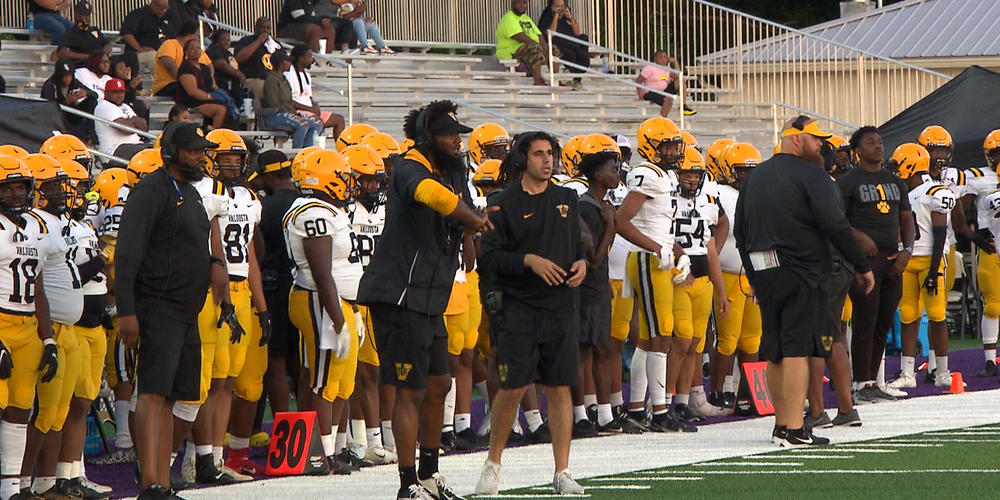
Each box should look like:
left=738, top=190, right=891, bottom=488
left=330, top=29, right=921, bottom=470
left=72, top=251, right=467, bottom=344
left=0, top=211, right=52, bottom=315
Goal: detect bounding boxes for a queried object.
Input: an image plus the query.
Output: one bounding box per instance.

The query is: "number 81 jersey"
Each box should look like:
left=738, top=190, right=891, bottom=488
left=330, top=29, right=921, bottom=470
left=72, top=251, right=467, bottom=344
left=0, top=211, right=50, bottom=315
left=221, top=186, right=262, bottom=279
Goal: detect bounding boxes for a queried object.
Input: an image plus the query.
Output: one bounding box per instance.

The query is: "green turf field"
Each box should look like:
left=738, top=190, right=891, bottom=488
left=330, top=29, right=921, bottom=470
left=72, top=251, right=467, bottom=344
left=495, top=424, right=1000, bottom=499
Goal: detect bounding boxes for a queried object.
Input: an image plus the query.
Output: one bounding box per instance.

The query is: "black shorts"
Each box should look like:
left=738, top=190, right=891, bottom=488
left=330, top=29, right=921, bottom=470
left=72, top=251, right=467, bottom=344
left=753, top=267, right=833, bottom=363
left=134, top=303, right=201, bottom=401
left=494, top=299, right=579, bottom=389
left=829, top=265, right=853, bottom=342
left=369, top=302, right=449, bottom=390
left=279, top=21, right=319, bottom=43
left=579, top=299, right=610, bottom=347
left=265, top=278, right=299, bottom=358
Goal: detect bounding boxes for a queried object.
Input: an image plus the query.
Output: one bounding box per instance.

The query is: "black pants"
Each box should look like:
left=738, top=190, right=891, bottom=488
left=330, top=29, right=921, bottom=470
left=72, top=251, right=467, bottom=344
left=554, top=34, right=589, bottom=74
left=848, top=250, right=901, bottom=383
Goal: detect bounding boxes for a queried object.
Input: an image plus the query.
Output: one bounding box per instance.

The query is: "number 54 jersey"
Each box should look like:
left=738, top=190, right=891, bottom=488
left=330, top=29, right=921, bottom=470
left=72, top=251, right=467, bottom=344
left=0, top=211, right=53, bottom=315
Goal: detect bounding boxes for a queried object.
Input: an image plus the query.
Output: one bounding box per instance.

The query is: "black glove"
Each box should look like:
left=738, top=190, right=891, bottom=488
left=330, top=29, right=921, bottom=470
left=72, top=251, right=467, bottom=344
left=101, top=311, right=115, bottom=331
left=0, top=339, right=12, bottom=380
left=218, top=302, right=246, bottom=344
left=39, top=341, right=58, bottom=383
left=972, top=229, right=996, bottom=254
left=923, top=273, right=939, bottom=295
left=256, top=310, right=272, bottom=347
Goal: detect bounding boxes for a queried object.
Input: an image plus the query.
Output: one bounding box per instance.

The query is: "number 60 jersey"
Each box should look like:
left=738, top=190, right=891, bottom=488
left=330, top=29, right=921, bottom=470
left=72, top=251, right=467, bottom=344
left=282, top=197, right=356, bottom=294
left=0, top=211, right=52, bottom=315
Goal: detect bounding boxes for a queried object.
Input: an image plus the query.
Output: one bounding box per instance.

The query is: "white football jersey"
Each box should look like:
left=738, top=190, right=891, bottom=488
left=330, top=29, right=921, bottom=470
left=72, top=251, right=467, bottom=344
left=191, top=177, right=231, bottom=221
left=608, top=181, right=628, bottom=207
left=284, top=197, right=360, bottom=300
left=220, top=186, right=262, bottom=279
left=625, top=162, right=678, bottom=254
left=560, top=177, right=589, bottom=197
left=608, top=234, right=629, bottom=281
left=0, top=211, right=51, bottom=315
left=350, top=201, right=385, bottom=271
left=908, top=181, right=956, bottom=257
left=716, top=184, right=743, bottom=274
left=89, top=185, right=129, bottom=239
left=965, top=167, right=999, bottom=228
left=674, top=191, right=721, bottom=257
left=34, top=210, right=82, bottom=325
left=72, top=219, right=106, bottom=296
left=982, top=190, right=1000, bottom=244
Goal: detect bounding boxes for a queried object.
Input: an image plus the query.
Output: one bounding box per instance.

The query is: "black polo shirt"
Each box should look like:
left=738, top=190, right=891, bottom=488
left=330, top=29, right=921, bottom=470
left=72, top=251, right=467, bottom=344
left=278, top=0, right=319, bottom=30
left=259, top=187, right=300, bottom=280
left=60, top=26, right=109, bottom=58
left=233, top=35, right=273, bottom=80
left=735, top=153, right=869, bottom=285
left=120, top=5, right=175, bottom=52
left=115, top=168, right=211, bottom=318
left=357, top=149, right=469, bottom=315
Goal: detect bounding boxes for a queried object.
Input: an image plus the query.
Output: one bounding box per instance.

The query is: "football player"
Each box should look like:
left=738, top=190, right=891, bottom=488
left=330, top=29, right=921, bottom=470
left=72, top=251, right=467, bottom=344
left=468, top=123, right=511, bottom=168
left=40, top=134, right=93, bottom=174
left=336, top=123, right=378, bottom=153
left=555, top=135, right=584, bottom=183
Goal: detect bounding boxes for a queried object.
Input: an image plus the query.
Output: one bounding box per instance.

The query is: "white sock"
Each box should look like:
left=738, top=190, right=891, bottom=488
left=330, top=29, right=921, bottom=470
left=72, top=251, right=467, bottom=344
left=987, top=349, right=997, bottom=363
left=72, top=460, right=82, bottom=479
left=610, top=391, right=624, bottom=407
left=524, top=409, right=543, bottom=433
left=442, top=378, right=456, bottom=432
left=335, top=431, right=348, bottom=453
left=474, top=381, right=489, bottom=401
left=366, top=427, right=382, bottom=450
left=646, top=351, right=667, bottom=408
left=1, top=421, right=28, bottom=499
left=902, top=356, right=915, bottom=377
left=928, top=349, right=937, bottom=372
left=572, top=405, right=587, bottom=423
left=55, top=462, right=72, bottom=480
left=722, top=375, right=735, bottom=393
left=583, top=394, right=597, bottom=408
left=691, top=384, right=705, bottom=396
left=877, top=355, right=886, bottom=385
left=597, top=403, right=614, bottom=427
left=629, top=347, right=647, bottom=405
left=381, top=420, right=395, bottom=449
left=936, top=355, right=949, bottom=375
left=702, top=352, right=710, bottom=365
left=33, top=477, right=55, bottom=493
left=320, top=434, right=335, bottom=456
left=195, top=444, right=212, bottom=456
left=213, top=446, right=223, bottom=464
left=983, top=316, right=999, bottom=345
left=675, top=394, right=689, bottom=405
left=455, top=413, right=471, bottom=433
left=229, top=436, right=249, bottom=450
left=113, top=400, right=132, bottom=448
left=350, top=419, right=366, bottom=443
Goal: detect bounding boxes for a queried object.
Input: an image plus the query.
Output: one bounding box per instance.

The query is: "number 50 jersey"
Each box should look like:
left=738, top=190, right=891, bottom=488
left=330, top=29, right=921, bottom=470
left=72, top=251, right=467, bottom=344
left=0, top=211, right=52, bottom=315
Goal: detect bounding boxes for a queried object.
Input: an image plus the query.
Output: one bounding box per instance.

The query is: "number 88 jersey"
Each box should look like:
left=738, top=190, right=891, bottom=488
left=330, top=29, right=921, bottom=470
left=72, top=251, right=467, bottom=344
left=221, top=186, right=262, bottom=279
left=0, top=211, right=50, bottom=315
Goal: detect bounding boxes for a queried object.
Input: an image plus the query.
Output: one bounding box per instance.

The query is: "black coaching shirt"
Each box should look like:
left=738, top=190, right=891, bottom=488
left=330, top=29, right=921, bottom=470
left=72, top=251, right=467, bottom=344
left=120, top=5, right=175, bottom=52
left=481, top=182, right=585, bottom=319
left=735, top=153, right=870, bottom=285
left=115, top=169, right=211, bottom=318
left=836, top=167, right=910, bottom=252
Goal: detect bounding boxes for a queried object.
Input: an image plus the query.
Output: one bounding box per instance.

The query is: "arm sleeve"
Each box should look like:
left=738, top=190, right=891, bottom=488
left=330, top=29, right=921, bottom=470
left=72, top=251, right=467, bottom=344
left=76, top=256, right=105, bottom=284
left=114, top=184, right=161, bottom=316
left=480, top=195, right=526, bottom=277
left=808, top=171, right=870, bottom=272
left=413, top=179, right=459, bottom=215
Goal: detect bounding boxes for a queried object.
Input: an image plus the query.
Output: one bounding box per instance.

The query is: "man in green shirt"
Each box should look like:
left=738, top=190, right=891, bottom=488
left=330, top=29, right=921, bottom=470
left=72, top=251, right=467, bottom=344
left=496, top=0, right=561, bottom=86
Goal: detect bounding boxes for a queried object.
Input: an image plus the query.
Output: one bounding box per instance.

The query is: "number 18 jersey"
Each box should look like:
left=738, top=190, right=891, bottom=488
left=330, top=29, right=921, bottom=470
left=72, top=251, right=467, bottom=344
left=0, top=211, right=51, bottom=315
left=350, top=201, right=384, bottom=271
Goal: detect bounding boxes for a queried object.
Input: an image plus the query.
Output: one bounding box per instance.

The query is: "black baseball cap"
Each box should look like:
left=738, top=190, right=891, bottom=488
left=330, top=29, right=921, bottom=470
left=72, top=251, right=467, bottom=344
left=74, top=1, right=92, bottom=13
left=171, top=123, right=218, bottom=151
left=429, top=111, right=473, bottom=135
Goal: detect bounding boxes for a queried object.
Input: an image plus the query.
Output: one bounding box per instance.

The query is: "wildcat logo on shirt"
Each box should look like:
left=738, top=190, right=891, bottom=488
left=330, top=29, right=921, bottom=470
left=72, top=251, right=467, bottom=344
left=556, top=204, right=568, bottom=217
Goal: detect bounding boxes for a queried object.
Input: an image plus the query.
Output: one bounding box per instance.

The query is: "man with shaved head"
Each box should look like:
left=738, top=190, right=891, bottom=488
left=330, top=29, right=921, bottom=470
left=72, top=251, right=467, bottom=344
left=734, top=115, right=874, bottom=447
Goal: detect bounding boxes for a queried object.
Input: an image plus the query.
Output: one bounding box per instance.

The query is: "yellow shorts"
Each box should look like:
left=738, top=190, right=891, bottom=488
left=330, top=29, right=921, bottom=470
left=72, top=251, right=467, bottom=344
left=188, top=289, right=219, bottom=404
left=36, top=323, right=82, bottom=432
left=841, top=295, right=853, bottom=323
left=465, top=270, right=483, bottom=353
left=290, top=289, right=359, bottom=403
left=444, top=280, right=469, bottom=316
left=610, top=279, right=634, bottom=342
left=225, top=280, right=254, bottom=378
left=945, top=245, right=957, bottom=292
left=978, top=248, right=1000, bottom=318
left=625, top=252, right=673, bottom=340
left=673, top=276, right=712, bottom=352
left=104, top=318, right=134, bottom=389
left=475, top=314, right=491, bottom=359
left=0, top=312, right=42, bottom=410
left=715, top=272, right=761, bottom=356
left=234, top=306, right=268, bottom=402
left=900, top=255, right=947, bottom=323
left=357, top=305, right=379, bottom=367
left=73, top=325, right=107, bottom=400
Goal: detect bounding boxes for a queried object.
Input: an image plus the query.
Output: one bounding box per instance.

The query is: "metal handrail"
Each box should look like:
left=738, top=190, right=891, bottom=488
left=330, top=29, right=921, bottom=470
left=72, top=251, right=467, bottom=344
left=771, top=100, right=859, bottom=146
left=452, top=98, right=570, bottom=139
left=546, top=29, right=682, bottom=77
left=87, top=147, right=130, bottom=167
left=59, top=104, right=156, bottom=140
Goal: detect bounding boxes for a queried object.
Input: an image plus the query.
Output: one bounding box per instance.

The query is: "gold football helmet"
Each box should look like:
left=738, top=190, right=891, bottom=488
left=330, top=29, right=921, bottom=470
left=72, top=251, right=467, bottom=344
left=0, top=155, right=35, bottom=217
left=891, top=143, right=930, bottom=180
left=473, top=159, right=502, bottom=185
left=22, top=154, right=68, bottom=211
left=93, top=167, right=129, bottom=209
left=984, top=129, right=1000, bottom=169
left=636, top=117, right=683, bottom=167
left=336, top=124, right=378, bottom=153
left=126, top=149, right=163, bottom=186
left=296, top=150, right=353, bottom=202
left=40, top=135, right=92, bottom=172
left=205, top=128, right=249, bottom=181
left=468, top=123, right=510, bottom=165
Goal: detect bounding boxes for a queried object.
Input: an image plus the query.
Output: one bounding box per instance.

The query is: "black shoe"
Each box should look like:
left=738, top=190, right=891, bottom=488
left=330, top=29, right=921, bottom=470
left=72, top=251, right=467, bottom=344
left=616, top=414, right=645, bottom=434
left=771, top=425, right=787, bottom=445
left=597, top=418, right=624, bottom=433
left=164, top=489, right=187, bottom=500
left=868, top=386, right=897, bottom=402
left=507, top=428, right=526, bottom=443
left=326, top=454, right=352, bottom=475
left=708, top=391, right=733, bottom=409
left=454, top=428, right=483, bottom=451
left=336, top=449, right=373, bottom=470
left=440, top=430, right=456, bottom=452
left=722, top=392, right=736, bottom=408
left=194, top=454, right=238, bottom=485
left=977, top=360, right=998, bottom=377
left=167, top=474, right=194, bottom=493
left=924, top=368, right=937, bottom=384
left=585, top=404, right=598, bottom=424
left=781, top=427, right=830, bottom=447
left=572, top=419, right=599, bottom=438
left=526, top=422, right=552, bottom=443
left=59, top=478, right=111, bottom=500
left=674, top=403, right=705, bottom=423
left=648, top=410, right=697, bottom=433
left=612, top=404, right=627, bottom=421
left=625, top=410, right=649, bottom=431
left=136, top=484, right=169, bottom=500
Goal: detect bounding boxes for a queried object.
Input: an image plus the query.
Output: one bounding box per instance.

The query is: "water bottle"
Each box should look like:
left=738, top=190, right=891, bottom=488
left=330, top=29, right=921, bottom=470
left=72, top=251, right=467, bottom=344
left=601, top=53, right=610, bottom=73
left=26, top=13, right=34, bottom=31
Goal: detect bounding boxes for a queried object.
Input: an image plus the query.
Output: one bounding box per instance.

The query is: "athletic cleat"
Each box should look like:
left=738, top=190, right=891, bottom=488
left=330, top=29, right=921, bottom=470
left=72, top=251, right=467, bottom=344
left=615, top=415, right=645, bottom=434
left=572, top=419, right=599, bottom=438
left=781, top=427, right=830, bottom=447
left=219, top=463, right=253, bottom=482
left=364, top=445, right=398, bottom=465
left=804, top=411, right=833, bottom=430
left=924, top=368, right=936, bottom=384
left=454, top=428, right=483, bottom=451
left=708, top=391, right=735, bottom=409
left=475, top=460, right=501, bottom=495
left=977, top=360, right=997, bottom=377
left=249, top=432, right=270, bottom=448
left=934, top=371, right=965, bottom=388
left=507, top=427, right=525, bottom=443
left=887, top=372, right=917, bottom=389
left=225, top=449, right=264, bottom=476
left=418, top=472, right=465, bottom=500
left=648, top=411, right=697, bottom=433
left=337, top=449, right=374, bottom=469
left=78, top=478, right=111, bottom=495
left=327, top=455, right=352, bottom=475
left=674, top=403, right=705, bottom=423
left=612, top=404, right=627, bottom=421
left=398, top=484, right=435, bottom=500
left=86, top=447, right=136, bottom=465
left=195, top=454, right=239, bottom=485
left=526, top=422, right=552, bottom=443
left=439, top=431, right=456, bottom=452
left=553, top=471, right=585, bottom=495
left=722, top=392, right=736, bottom=407
left=585, top=404, right=598, bottom=424
left=59, top=477, right=110, bottom=500
left=625, top=410, right=649, bottom=430
left=771, top=425, right=787, bottom=445
left=169, top=474, right=195, bottom=492
left=692, top=397, right=730, bottom=418
left=879, top=384, right=908, bottom=398
left=832, top=408, right=862, bottom=427
left=597, top=418, right=624, bottom=433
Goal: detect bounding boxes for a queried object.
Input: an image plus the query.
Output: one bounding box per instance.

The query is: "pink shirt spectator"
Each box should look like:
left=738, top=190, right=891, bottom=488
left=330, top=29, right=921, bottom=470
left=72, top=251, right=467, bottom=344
left=638, top=65, right=674, bottom=96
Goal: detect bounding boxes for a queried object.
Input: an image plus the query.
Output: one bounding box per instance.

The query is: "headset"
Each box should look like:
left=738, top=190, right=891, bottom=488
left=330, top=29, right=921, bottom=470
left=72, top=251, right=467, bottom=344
left=414, top=107, right=432, bottom=147
left=159, top=121, right=182, bottom=164
left=506, top=131, right=561, bottom=175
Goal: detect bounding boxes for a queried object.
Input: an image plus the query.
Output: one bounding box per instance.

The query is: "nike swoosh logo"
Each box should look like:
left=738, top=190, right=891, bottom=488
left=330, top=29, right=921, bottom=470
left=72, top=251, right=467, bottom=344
left=523, top=213, right=534, bottom=219
left=657, top=382, right=665, bottom=388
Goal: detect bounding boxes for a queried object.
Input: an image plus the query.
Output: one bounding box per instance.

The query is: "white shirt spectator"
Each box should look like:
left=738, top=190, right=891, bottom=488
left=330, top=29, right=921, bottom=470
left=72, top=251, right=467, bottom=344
left=284, top=67, right=314, bottom=108
left=94, top=99, right=142, bottom=156
left=74, top=67, right=113, bottom=100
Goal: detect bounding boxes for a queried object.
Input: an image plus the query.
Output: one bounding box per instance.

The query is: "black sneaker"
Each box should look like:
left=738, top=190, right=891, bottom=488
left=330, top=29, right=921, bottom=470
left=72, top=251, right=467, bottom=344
left=781, top=427, right=830, bottom=447
left=616, top=414, right=645, bottom=434
left=924, top=368, right=937, bottom=384
left=597, top=418, right=624, bottom=433
left=977, top=360, right=998, bottom=377
left=440, top=430, right=456, bottom=452
left=507, top=428, right=525, bottom=443
left=136, top=484, right=169, bottom=500
left=854, top=386, right=880, bottom=404
left=832, top=408, right=862, bottom=427
left=708, top=391, right=734, bottom=409
left=625, top=410, right=649, bottom=430
left=722, top=392, right=736, bottom=408
left=454, top=428, right=483, bottom=451
left=194, top=454, right=238, bottom=485
left=585, top=404, right=598, bottom=424
left=326, top=454, right=352, bottom=475
left=674, top=403, right=704, bottom=423
left=612, top=404, right=627, bottom=421
left=771, top=425, right=787, bottom=445
left=526, top=422, right=552, bottom=443
left=648, top=411, right=697, bottom=433
left=336, top=449, right=373, bottom=469
left=572, top=419, right=599, bottom=438
left=59, top=477, right=111, bottom=500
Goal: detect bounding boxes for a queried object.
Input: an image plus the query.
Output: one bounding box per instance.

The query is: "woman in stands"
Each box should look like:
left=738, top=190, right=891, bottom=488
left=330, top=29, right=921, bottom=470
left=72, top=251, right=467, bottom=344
left=538, top=0, right=587, bottom=89
left=73, top=49, right=112, bottom=100
left=41, top=59, right=98, bottom=141
left=176, top=38, right=229, bottom=130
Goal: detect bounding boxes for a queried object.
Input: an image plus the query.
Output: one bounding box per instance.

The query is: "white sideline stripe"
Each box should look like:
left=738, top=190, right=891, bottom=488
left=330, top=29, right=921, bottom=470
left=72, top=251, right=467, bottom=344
left=809, top=448, right=897, bottom=453
left=841, top=443, right=941, bottom=448
left=530, top=485, right=650, bottom=490
left=888, top=438, right=1000, bottom=443
left=925, top=431, right=998, bottom=436
left=966, top=426, right=1000, bottom=430
left=695, top=461, right=802, bottom=466
left=589, top=477, right=703, bottom=482
left=477, top=495, right=592, bottom=498
left=657, top=469, right=1000, bottom=475
left=749, top=454, right=853, bottom=459
left=172, top=388, right=1000, bottom=500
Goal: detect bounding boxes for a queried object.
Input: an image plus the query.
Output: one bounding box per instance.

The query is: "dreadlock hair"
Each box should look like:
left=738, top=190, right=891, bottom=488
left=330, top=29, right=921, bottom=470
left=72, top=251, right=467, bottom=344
left=403, top=100, right=461, bottom=144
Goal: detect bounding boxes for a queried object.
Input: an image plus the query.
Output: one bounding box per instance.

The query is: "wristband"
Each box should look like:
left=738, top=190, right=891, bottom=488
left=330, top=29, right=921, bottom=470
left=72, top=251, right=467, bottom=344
left=43, top=338, right=56, bottom=346
left=904, top=247, right=913, bottom=254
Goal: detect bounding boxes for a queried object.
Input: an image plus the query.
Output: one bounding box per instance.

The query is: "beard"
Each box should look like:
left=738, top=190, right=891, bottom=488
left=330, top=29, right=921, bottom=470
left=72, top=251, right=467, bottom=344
left=803, top=148, right=825, bottom=168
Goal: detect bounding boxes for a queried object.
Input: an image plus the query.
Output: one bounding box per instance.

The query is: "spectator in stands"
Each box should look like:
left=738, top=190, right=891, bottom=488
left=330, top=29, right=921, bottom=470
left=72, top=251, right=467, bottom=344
left=538, top=0, right=586, bottom=89
left=166, top=103, right=191, bottom=126
left=314, top=1, right=357, bottom=54
left=176, top=38, right=229, bottom=130
left=110, top=55, right=151, bottom=124
left=332, top=0, right=394, bottom=55
left=74, top=49, right=112, bottom=99
left=234, top=17, right=281, bottom=100
left=121, top=0, right=176, bottom=73
left=206, top=30, right=246, bottom=111
left=94, top=78, right=149, bottom=159
left=496, top=0, right=561, bottom=86
left=153, top=19, right=211, bottom=97
left=180, top=0, right=219, bottom=41
left=261, top=50, right=323, bottom=148
left=285, top=44, right=345, bottom=138
left=277, top=0, right=337, bottom=55
left=41, top=59, right=98, bottom=141
left=56, top=1, right=111, bottom=65
left=635, top=50, right=695, bottom=117
left=28, top=0, right=73, bottom=45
